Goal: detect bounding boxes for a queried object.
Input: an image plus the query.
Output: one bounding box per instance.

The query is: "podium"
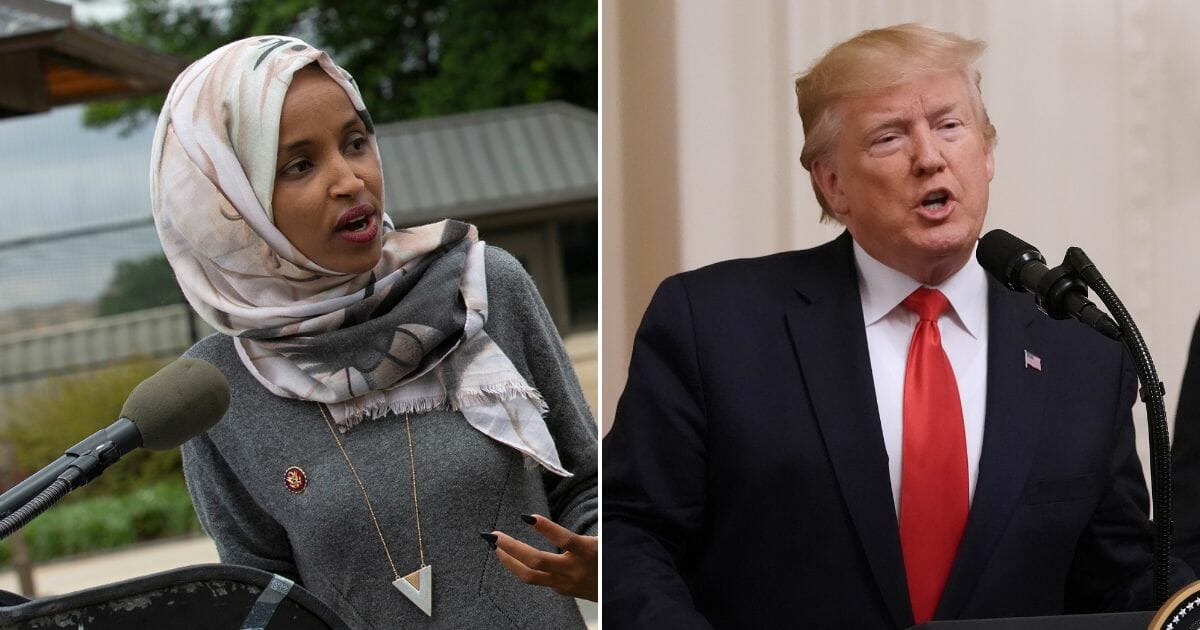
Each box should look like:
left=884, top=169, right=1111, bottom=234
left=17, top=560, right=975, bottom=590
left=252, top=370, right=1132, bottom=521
left=911, top=610, right=1153, bottom=629
left=0, top=563, right=349, bottom=629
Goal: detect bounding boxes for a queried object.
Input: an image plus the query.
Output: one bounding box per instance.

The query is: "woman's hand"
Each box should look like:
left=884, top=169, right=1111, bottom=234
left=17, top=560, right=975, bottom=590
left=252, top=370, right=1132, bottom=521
left=486, top=514, right=597, bottom=601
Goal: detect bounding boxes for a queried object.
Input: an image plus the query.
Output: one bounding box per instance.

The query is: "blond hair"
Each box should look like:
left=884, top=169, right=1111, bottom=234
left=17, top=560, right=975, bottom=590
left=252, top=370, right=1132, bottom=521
left=794, top=23, right=997, bottom=222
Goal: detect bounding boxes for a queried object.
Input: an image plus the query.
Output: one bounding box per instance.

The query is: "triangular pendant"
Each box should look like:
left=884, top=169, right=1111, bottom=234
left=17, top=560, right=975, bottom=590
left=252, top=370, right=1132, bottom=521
left=392, top=565, right=432, bottom=616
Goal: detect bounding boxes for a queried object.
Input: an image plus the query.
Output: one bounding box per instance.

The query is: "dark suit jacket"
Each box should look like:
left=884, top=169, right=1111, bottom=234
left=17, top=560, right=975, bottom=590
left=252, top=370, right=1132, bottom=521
left=603, top=233, right=1187, bottom=629
left=1171, top=315, right=1200, bottom=572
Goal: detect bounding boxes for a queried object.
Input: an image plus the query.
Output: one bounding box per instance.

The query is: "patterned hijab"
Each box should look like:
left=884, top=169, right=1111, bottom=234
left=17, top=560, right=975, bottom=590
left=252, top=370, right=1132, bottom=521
left=150, top=36, right=568, bottom=476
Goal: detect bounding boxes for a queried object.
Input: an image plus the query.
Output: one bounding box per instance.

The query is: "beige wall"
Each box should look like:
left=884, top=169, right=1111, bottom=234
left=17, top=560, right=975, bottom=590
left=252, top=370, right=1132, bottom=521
left=603, top=0, right=1200, bottom=488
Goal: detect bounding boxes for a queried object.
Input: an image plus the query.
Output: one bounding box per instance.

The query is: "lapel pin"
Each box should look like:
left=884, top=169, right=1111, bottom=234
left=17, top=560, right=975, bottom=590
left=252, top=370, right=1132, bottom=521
left=284, top=466, right=308, bottom=493
left=1024, top=350, right=1042, bottom=372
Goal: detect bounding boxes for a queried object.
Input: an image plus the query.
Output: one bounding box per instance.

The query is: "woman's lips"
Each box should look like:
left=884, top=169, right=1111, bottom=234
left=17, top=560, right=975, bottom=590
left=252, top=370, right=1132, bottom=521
left=335, top=204, right=379, bottom=243
left=338, top=213, right=378, bottom=243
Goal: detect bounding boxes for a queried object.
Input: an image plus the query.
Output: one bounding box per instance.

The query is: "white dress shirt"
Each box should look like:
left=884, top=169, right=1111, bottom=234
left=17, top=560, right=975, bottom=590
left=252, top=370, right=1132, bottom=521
left=853, top=241, right=990, bottom=516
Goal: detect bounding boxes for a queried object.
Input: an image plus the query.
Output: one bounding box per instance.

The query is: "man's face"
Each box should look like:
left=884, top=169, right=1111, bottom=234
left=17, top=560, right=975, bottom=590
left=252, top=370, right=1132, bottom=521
left=813, top=72, right=994, bottom=285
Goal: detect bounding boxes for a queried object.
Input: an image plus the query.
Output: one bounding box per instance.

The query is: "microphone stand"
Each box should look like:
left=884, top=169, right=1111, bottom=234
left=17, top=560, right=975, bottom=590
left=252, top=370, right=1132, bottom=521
left=0, top=421, right=140, bottom=541
left=1062, top=247, right=1172, bottom=606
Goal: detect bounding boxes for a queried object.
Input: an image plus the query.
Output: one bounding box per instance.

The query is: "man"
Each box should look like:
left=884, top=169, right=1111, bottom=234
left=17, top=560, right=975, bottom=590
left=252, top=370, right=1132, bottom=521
left=603, top=23, right=1191, bottom=628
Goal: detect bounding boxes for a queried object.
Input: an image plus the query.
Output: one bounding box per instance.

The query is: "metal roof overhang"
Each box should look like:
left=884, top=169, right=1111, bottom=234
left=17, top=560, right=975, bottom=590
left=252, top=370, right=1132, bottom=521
left=377, top=102, right=598, bottom=225
left=0, top=0, right=186, bottom=118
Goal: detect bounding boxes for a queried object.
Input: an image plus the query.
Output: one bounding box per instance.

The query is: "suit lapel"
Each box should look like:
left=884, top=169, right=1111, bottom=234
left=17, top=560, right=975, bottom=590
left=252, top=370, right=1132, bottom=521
left=937, top=282, right=1045, bottom=619
left=785, top=233, right=912, bottom=629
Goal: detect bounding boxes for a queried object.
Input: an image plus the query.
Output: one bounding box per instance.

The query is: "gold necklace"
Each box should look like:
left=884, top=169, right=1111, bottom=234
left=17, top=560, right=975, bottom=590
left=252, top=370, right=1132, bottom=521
left=319, top=403, right=432, bottom=616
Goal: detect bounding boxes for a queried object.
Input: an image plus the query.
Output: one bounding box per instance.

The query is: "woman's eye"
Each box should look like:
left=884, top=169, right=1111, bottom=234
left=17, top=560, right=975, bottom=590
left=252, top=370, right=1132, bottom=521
left=282, top=159, right=313, bottom=176
left=346, top=136, right=368, bottom=153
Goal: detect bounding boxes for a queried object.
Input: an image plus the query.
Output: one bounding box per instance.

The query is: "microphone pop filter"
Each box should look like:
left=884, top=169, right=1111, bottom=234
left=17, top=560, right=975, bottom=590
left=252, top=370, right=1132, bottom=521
left=120, top=358, right=230, bottom=450
left=977, top=229, right=1044, bottom=292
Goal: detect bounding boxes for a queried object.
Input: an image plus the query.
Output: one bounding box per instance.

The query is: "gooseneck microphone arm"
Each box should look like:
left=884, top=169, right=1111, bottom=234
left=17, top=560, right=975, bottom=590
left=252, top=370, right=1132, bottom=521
left=978, top=230, right=1171, bottom=606
left=0, top=421, right=142, bottom=540
left=1063, top=246, right=1172, bottom=606
left=0, top=458, right=73, bottom=522
left=977, top=229, right=1122, bottom=340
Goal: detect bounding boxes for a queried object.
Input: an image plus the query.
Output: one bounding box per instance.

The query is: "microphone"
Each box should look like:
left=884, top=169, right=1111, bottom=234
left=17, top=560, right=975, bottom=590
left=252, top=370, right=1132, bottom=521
left=0, top=358, right=230, bottom=522
left=977, top=229, right=1122, bottom=340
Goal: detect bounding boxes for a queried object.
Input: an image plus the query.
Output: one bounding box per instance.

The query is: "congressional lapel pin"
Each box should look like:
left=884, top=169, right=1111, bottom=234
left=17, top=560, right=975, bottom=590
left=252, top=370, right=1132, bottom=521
left=1024, top=350, right=1042, bottom=372
left=284, top=466, right=308, bottom=493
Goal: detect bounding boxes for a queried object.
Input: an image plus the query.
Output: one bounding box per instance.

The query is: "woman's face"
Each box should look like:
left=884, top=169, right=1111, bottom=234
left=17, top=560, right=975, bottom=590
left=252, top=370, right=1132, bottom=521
left=273, top=65, right=384, bottom=274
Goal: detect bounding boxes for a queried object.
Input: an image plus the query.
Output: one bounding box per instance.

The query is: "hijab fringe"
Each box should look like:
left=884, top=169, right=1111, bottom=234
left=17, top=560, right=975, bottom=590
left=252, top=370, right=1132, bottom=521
left=336, top=382, right=549, bottom=431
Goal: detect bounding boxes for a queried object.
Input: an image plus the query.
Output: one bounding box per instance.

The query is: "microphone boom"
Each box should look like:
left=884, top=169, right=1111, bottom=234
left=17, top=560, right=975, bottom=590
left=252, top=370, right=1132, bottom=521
left=0, top=358, right=229, bottom=533
left=977, top=229, right=1122, bottom=340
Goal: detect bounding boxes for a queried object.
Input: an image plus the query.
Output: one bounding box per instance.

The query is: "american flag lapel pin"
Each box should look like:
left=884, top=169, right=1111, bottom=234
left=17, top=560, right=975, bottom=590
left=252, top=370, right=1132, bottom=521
left=1024, top=349, right=1042, bottom=371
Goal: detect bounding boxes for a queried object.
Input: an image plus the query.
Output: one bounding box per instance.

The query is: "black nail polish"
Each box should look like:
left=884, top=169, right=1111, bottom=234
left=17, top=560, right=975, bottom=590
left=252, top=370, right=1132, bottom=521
left=479, top=532, right=497, bottom=548
left=520, top=514, right=536, bottom=525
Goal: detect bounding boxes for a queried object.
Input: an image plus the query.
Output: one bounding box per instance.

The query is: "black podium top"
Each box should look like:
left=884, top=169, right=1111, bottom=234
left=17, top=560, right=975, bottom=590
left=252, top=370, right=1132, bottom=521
left=911, top=610, right=1154, bottom=629
left=0, top=563, right=349, bottom=629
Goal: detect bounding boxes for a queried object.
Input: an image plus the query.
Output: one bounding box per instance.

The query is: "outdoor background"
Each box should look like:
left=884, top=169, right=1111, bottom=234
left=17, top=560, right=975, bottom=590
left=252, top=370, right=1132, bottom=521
left=0, top=0, right=596, bottom=622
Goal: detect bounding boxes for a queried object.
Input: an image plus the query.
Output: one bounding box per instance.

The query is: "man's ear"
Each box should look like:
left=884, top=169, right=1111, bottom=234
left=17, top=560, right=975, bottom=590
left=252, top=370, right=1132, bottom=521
left=811, top=160, right=848, bottom=218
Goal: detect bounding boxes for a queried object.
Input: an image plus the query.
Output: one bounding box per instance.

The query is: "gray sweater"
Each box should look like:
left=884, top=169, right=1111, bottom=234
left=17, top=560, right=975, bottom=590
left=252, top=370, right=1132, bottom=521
left=181, top=247, right=597, bottom=629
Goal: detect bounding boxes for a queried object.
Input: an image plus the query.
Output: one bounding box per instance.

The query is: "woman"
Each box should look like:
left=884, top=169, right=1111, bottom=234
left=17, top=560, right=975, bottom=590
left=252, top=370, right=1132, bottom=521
left=150, top=36, right=596, bottom=628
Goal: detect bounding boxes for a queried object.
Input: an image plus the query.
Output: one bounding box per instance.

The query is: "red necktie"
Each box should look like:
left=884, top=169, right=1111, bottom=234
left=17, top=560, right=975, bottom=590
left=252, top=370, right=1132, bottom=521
left=899, top=287, right=968, bottom=623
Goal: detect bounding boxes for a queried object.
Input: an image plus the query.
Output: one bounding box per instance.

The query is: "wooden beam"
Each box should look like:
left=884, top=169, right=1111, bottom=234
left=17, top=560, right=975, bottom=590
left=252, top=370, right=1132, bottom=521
left=0, top=49, right=46, bottom=113
left=45, top=61, right=130, bottom=103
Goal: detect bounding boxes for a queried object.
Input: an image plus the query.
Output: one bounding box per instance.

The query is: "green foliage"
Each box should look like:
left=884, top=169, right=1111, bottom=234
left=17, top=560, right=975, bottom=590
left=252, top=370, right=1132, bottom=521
left=84, top=0, right=597, bottom=132
left=0, top=362, right=200, bottom=564
left=0, top=480, right=201, bottom=566
left=1, top=359, right=180, bottom=500
left=96, top=254, right=185, bottom=317
left=410, top=0, right=597, bottom=117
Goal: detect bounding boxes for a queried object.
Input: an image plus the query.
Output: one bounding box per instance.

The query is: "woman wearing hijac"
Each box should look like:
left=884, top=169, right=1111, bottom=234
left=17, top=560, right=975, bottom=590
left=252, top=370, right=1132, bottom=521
left=150, top=36, right=596, bottom=629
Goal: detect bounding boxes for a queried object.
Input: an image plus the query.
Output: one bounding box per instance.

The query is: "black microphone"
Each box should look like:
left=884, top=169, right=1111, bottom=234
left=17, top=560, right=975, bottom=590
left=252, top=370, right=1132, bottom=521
left=977, top=229, right=1122, bottom=340
left=0, top=358, right=230, bottom=521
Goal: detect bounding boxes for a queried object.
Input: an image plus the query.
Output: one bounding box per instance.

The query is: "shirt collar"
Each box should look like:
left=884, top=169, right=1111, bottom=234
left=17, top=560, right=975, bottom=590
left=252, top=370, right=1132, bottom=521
left=853, top=239, right=988, bottom=339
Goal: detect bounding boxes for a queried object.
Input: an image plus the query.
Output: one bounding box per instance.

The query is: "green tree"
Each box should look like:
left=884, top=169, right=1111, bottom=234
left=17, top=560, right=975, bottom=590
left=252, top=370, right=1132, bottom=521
left=96, top=254, right=184, bottom=317
left=84, top=0, right=597, bottom=132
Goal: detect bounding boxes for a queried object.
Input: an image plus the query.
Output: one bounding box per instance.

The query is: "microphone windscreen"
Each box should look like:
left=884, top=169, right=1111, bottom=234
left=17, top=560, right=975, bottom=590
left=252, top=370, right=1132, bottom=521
left=977, top=229, right=1039, bottom=285
left=121, top=358, right=230, bottom=450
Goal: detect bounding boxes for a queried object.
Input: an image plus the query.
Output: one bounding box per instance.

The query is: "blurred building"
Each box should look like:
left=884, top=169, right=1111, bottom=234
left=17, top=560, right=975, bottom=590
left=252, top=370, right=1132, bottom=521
left=379, top=101, right=598, bottom=332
